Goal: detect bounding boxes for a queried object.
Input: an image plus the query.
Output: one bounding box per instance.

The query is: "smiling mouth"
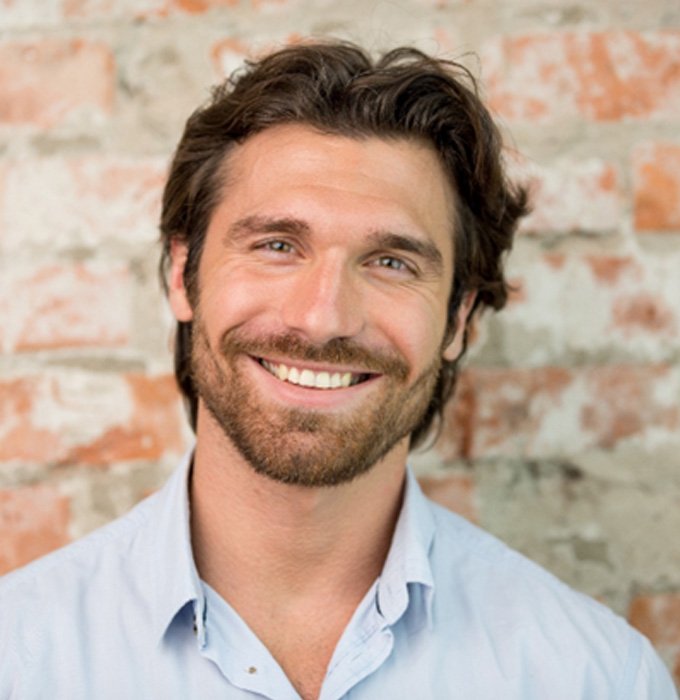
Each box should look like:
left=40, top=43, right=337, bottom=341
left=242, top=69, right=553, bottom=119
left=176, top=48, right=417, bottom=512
left=258, top=358, right=373, bottom=390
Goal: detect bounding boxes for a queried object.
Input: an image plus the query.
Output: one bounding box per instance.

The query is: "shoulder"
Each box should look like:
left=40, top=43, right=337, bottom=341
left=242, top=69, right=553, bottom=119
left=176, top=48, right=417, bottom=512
left=0, top=491, right=163, bottom=692
left=0, top=489, right=158, bottom=601
left=427, top=499, right=627, bottom=637
left=425, top=500, right=677, bottom=697
left=0, top=490, right=160, bottom=649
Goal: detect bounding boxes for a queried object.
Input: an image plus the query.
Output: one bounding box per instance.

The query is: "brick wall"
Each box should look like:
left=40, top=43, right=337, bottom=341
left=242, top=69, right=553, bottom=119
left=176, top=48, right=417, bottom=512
left=1, top=0, right=679, bottom=687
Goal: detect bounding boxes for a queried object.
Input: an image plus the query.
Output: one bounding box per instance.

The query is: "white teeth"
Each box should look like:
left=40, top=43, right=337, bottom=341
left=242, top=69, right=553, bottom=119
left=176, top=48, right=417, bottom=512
left=260, top=360, right=362, bottom=390
left=299, top=369, right=315, bottom=387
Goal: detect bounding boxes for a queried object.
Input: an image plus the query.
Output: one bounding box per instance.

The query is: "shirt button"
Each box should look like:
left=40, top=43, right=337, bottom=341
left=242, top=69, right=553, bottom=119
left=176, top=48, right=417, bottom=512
left=247, top=666, right=257, bottom=674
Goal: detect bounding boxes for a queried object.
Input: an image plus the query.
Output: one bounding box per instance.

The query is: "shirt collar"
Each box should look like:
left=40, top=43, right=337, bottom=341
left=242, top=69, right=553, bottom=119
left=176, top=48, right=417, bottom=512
left=150, top=448, right=206, bottom=647
left=149, top=453, right=437, bottom=642
left=375, top=466, right=436, bottom=628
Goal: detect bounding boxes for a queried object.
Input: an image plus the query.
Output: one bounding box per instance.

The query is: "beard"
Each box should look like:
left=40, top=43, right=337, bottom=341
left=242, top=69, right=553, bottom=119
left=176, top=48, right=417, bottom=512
left=189, top=317, right=442, bottom=487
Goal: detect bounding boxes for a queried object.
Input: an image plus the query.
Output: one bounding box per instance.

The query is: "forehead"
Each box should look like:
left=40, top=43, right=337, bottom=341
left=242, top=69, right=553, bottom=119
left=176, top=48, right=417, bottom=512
left=212, top=124, right=457, bottom=258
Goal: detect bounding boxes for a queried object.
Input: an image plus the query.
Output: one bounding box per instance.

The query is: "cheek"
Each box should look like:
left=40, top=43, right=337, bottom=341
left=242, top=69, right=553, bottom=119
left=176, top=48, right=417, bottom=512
left=197, top=268, right=286, bottom=338
left=378, top=302, right=449, bottom=375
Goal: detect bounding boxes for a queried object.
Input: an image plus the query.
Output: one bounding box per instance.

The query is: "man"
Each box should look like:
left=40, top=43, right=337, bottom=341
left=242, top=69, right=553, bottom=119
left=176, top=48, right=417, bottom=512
left=1, top=41, right=677, bottom=700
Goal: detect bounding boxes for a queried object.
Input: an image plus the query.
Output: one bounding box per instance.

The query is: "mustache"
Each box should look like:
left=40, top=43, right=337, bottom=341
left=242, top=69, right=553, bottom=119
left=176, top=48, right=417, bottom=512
left=219, top=330, right=410, bottom=380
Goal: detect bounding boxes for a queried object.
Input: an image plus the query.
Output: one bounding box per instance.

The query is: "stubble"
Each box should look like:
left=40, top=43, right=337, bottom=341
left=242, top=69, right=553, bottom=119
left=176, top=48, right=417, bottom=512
left=190, top=318, right=442, bottom=487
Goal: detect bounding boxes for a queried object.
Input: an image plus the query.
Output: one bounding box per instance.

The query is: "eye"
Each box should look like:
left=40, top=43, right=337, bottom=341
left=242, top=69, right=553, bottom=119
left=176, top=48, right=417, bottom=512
left=377, top=256, right=406, bottom=270
left=255, top=239, right=295, bottom=255
left=267, top=240, right=293, bottom=253
left=371, top=255, right=416, bottom=275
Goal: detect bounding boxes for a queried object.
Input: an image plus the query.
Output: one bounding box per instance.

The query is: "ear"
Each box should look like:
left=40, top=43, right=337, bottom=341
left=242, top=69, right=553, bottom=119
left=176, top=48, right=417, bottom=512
left=168, top=239, right=194, bottom=322
left=442, top=291, right=476, bottom=362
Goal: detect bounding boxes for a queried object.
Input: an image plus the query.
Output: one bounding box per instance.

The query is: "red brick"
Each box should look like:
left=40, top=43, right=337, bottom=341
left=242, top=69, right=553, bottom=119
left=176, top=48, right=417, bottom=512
left=505, top=276, right=527, bottom=306
left=0, top=373, right=185, bottom=466
left=583, top=255, right=637, bottom=285
left=211, top=34, right=302, bottom=79
left=0, top=378, right=64, bottom=463
left=172, top=0, right=238, bottom=11
left=0, top=484, right=70, bottom=575
left=62, top=0, right=168, bottom=19
left=70, top=375, right=186, bottom=464
left=0, top=38, right=114, bottom=128
left=511, top=156, right=622, bottom=234
left=0, top=163, right=6, bottom=240
left=633, top=143, right=680, bottom=231
left=418, top=473, right=477, bottom=522
left=629, top=593, right=680, bottom=687
left=579, top=366, right=678, bottom=449
left=441, top=367, right=570, bottom=460
left=1, top=156, right=165, bottom=250
left=483, top=31, right=680, bottom=122
left=440, top=365, right=679, bottom=460
left=612, top=293, right=676, bottom=336
left=64, top=0, right=289, bottom=18
left=211, top=37, right=251, bottom=78
left=2, top=263, right=131, bottom=352
left=501, top=252, right=680, bottom=363
left=173, top=0, right=289, bottom=14
left=584, top=256, right=677, bottom=343
left=543, top=253, right=566, bottom=270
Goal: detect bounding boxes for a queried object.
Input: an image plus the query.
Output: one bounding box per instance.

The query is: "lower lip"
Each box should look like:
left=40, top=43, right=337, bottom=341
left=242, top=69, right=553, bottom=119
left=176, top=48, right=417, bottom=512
left=247, top=356, right=380, bottom=410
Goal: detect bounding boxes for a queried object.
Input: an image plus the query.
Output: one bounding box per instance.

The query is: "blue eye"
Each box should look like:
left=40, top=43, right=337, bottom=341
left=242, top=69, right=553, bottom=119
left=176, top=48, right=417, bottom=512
left=254, top=239, right=295, bottom=256
left=380, top=257, right=404, bottom=269
left=265, top=240, right=293, bottom=253
left=375, top=256, right=411, bottom=272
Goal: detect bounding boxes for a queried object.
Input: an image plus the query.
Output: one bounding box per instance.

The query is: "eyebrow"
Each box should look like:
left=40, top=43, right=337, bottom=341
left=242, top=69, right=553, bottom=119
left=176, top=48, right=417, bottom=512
left=366, top=230, right=445, bottom=276
left=226, top=215, right=445, bottom=275
left=226, top=215, right=311, bottom=242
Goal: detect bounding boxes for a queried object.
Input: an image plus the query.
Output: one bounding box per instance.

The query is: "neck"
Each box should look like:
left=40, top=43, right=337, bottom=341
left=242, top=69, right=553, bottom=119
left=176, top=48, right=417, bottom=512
left=190, top=409, right=408, bottom=610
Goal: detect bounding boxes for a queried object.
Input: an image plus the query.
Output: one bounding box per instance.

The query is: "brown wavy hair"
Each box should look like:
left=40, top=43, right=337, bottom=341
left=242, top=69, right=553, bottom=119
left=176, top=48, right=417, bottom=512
left=159, top=40, right=528, bottom=449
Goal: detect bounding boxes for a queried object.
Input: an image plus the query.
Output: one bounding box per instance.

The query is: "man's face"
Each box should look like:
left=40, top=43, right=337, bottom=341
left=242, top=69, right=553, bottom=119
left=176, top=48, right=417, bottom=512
left=169, top=124, right=470, bottom=486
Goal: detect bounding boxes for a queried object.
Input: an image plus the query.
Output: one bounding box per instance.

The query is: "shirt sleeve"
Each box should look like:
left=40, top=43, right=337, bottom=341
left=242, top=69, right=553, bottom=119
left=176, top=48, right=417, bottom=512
left=629, top=636, right=679, bottom=700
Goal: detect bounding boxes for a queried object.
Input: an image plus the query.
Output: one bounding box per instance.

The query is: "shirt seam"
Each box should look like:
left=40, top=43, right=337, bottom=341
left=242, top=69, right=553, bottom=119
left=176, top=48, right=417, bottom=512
left=325, top=617, right=384, bottom=678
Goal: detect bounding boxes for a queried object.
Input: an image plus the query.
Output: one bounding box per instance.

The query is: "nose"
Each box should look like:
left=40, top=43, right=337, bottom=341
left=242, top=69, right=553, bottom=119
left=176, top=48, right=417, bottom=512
left=280, top=257, right=365, bottom=344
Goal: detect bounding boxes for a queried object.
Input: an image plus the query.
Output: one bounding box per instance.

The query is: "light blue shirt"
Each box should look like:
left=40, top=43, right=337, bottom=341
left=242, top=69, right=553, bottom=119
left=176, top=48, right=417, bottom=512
left=1, top=451, right=677, bottom=699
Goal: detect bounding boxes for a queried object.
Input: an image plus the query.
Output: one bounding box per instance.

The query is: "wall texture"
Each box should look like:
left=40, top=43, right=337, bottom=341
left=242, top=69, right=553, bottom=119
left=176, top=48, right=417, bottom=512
left=1, top=0, right=679, bottom=687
